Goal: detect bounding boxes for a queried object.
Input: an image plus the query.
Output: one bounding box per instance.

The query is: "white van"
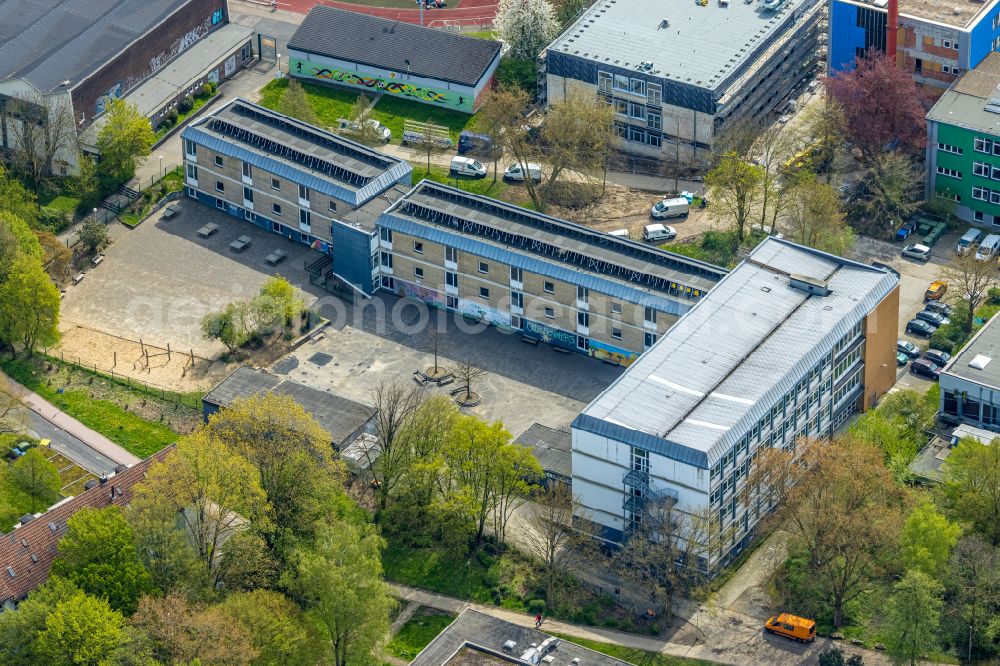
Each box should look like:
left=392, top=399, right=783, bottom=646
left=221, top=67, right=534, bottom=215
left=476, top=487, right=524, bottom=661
left=642, top=224, right=677, bottom=242
left=976, top=233, right=1000, bottom=260
left=504, top=162, right=542, bottom=183
left=956, top=228, right=984, bottom=255
left=449, top=156, right=487, bottom=178
left=650, top=197, right=690, bottom=220
left=608, top=228, right=631, bottom=239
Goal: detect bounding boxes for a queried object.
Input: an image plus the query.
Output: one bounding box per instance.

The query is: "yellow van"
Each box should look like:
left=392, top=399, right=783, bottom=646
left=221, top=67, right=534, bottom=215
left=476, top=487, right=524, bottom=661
left=764, top=613, right=816, bottom=643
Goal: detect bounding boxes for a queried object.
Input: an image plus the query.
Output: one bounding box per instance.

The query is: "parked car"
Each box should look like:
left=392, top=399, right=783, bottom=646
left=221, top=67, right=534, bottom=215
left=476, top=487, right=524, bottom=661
left=896, top=219, right=917, bottom=241
left=642, top=224, right=677, bottom=242
left=977, top=233, right=1000, bottom=260
left=896, top=351, right=910, bottom=366
left=457, top=130, right=493, bottom=155
left=449, top=156, right=487, bottom=178
left=764, top=613, right=816, bottom=644
left=650, top=197, right=690, bottom=220
left=906, top=319, right=938, bottom=337
left=910, top=358, right=941, bottom=380
left=897, top=340, right=920, bottom=358
left=925, top=280, right=948, bottom=301
left=916, top=310, right=950, bottom=327
left=503, top=162, right=542, bottom=183
left=924, top=300, right=952, bottom=316
left=901, top=244, right=931, bottom=262
left=956, top=228, right=983, bottom=255
left=923, top=349, right=952, bottom=368
left=336, top=118, right=391, bottom=142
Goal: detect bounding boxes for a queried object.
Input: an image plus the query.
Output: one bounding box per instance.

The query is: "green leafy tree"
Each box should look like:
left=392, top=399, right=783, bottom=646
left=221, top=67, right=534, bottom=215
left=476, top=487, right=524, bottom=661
left=942, top=437, right=1000, bottom=545
left=899, top=500, right=962, bottom=578
left=0, top=576, right=79, bottom=666
left=284, top=521, right=392, bottom=666
left=95, top=99, right=155, bottom=183
left=219, top=590, right=319, bottom=666
left=201, top=301, right=252, bottom=355
left=125, top=493, right=208, bottom=597
left=278, top=79, right=318, bottom=125
left=0, top=254, right=60, bottom=355
left=883, top=569, right=942, bottom=666
left=9, top=448, right=61, bottom=512
left=0, top=210, right=42, bottom=263
left=77, top=218, right=108, bottom=255
left=851, top=151, right=922, bottom=239
left=476, top=85, right=526, bottom=184
left=51, top=507, right=153, bottom=614
left=259, top=274, right=303, bottom=329
left=0, top=165, right=40, bottom=226
left=941, top=251, right=1000, bottom=334
left=34, top=589, right=128, bottom=666
left=705, top=151, right=765, bottom=244
left=945, top=535, right=1000, bottom=661
left=784, top=177, right=856, bottom=256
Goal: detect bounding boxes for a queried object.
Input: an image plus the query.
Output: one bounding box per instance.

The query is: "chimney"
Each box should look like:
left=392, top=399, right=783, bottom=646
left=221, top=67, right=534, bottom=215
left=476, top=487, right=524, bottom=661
left=887, top=0, right=898, bottom=66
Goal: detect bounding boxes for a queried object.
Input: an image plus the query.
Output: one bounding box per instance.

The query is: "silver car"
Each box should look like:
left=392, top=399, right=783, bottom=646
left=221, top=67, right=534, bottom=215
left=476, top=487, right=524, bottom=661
left=901, top=244, right=931, bottom=262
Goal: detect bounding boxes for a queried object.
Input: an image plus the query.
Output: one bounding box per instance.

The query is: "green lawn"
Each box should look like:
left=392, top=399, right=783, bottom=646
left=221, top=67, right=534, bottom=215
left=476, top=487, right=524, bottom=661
left=464, top=30, right=497, bottom=40
left=411, top=165, right=509, bottom=198
left=549, top=633, right=719, bottom=666
left=383, top=541, right=497, bottom=603
left=155, top=93, right=218, bottom=140
left=1, top=356, right=193, bottom=459
left=386, top=610, right=456, bottom=660
left=43, top=195, right=82, bottom=214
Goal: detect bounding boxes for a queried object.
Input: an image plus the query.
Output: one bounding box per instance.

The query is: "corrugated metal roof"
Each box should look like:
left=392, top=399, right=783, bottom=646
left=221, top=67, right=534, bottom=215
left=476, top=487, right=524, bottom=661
left=578, top=237, right=898, bottom=467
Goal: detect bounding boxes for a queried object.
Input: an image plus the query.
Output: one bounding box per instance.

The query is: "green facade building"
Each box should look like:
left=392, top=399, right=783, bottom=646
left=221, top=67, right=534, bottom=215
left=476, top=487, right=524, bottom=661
left=927, top=52, right=1000, bottom=227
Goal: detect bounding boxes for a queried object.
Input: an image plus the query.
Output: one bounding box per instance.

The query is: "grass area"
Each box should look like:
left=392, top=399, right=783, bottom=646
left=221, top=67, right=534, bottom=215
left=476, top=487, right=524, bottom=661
left=0, top=355, right=199, bottom=459
left=383, top=540, right=497, bottom=603
left=259, top=78, right=479, bottom=145
left=43, top=195, right=82, bottom=214
left=663, top=229, right=764, bottom=268
left=412, top=165, right=510, bottom=198
left=155, top=93, right=218, bottom=140
left=549, top=633, right=718, bottom=665
left=386, top=609, right=456, bottom=660
left=464, top=30, right=497, bottom=40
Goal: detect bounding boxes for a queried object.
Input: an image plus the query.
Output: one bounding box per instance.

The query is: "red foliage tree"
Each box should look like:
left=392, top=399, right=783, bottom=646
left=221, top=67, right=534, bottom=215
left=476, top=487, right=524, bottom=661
left=826, top=49, right=928, bottom=161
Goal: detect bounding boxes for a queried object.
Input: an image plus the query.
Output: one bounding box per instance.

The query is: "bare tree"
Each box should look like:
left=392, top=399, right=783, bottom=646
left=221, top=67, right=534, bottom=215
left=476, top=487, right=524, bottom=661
left=523, top=483, right=590, bottom=607
left=455, top=358, right=485, bottom=402
left=797, top=94, right=848, bottom=183
left=366, top=382, right=422, bottom=516
left=0, top=374, right=26, bottom=435
left=941, top=252, right=1000, bottom=334
left=346, top=94, right=384, bottom=145
left=753, top=123, right=796, bottom=233
left=476, top=85, right=527, bottom=184
left=426, top=324, right=448, bottom=377
left=3, top=93, right=78, bottom=189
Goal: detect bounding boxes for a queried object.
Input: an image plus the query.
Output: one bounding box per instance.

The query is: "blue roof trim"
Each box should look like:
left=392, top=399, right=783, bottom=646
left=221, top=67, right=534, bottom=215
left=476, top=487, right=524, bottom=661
left=377, top=213, right=696, bottom=315
left=572, top=413, right=709, bottom=469
left=357, top=162, right=413, bottom=202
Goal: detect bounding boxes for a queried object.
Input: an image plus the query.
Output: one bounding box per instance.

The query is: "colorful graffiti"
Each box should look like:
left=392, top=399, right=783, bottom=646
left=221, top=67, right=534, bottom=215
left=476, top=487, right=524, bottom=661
left=458, top=299, right=510, bottom=327
left=395, top=279, right=445, bottom=307
left=589, top=339, right=638, bottom=367
left=288, top=56, right=473, bottom=112
left=523, top=319, right=577, bottom=350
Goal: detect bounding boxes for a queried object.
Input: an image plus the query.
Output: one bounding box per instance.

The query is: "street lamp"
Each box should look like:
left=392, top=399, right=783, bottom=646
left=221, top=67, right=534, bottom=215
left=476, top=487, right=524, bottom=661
left=276, top=53, right=282, bottom=78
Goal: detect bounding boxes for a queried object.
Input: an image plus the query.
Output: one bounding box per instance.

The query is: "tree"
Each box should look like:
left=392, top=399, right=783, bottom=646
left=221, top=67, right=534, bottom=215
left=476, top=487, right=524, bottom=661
left=556, top=0, right=588, bottom=27
left=945, top=535, right=1000, bottom=661
left=36, top=230, right=72, bottom=285
left=851, top=151, right=922, bottom=239
left=826, top=50, right=927, bottom=162
left=491, top=442, right=541, bottom=544
left=203, top=392, right=344, bottom=561
left=780, top=438, right=906, bottom=627
left=899, top=500, right=962, bottom=578
left=523, top=483, right=587, bottom=607
left=410, top=120, right=451, bottom=177
left=95, top=99, right=155, bottom=183
left=51, top=507, right=153, bottom=615
left=705, top=151, right=764, bottom=244
left=0, top=577, right=80, bottom=666
left=942, top=437, right=1000, bottom=544
left=35, top=589, right=128, bottom=666
left=369, top=382, right=423, bottom=516
left=125, top=493, right=208, bottom=597
left=476, top=86, right=528, bottom=184
left=279, top=79, right=318, bottom=125
left=0, top=210, right=43, bottom=266
left=132, top=593, right=259, bottom=666
left=10, top=448, right=61, bottom=513
left=0, top=254, right=60, bottom=355
left=130, top=433, right=269, bottom=586
left=284, top=521, right=392, bottom=666
left=0, top=165, right=41, bottom=227
left=455, top=358, right=485, bottom=403
left=883, top=569, right=942, bottom=666
left=259, top=274, right=303, bottom=330
left=4, top=93, right=78, bottom=190
left=797, top=94, right=848, bottom=181
left=942, top=252, right=1000, bottom=334
left=0, top=375, right=27, bottom=436
left=784, top=177, right=856, bottom=255
left=77, top=218, right=108, bottom=255
left=345, top=94, right=384, bottom=145
left=752, top=122, right=796, bottom=232
left=219, top=590, right=318, bottom=666
left=201, top=301, right=252, bottom=355
left=495, top=0, right=558, bottom=59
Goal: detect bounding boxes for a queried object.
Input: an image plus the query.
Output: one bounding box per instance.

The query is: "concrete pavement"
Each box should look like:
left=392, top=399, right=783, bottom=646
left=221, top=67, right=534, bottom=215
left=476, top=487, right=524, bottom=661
left=20, top=406, right=117, bottom=475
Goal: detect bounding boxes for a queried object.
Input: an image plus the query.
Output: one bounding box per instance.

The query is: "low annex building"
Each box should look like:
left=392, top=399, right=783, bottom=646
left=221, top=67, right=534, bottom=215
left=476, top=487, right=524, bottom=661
left=572, top=238, right=899, bottom=569
left=939, top=311, right=1000, bottom=431
left=287, top=5, right=502, bottom=114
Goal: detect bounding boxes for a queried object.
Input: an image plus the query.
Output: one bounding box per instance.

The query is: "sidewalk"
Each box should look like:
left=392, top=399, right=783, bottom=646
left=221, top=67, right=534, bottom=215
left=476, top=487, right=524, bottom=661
left=5, top=375, right=140, bottom=467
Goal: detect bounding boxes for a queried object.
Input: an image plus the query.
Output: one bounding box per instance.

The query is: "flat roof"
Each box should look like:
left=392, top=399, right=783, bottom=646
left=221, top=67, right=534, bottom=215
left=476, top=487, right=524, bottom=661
left=288, top=5, right=501, bottom=88
left=183, top=99, right=412, bottom=207
left=837, top=0, right=998, bottom=28
left=203, top=366, right=376, bottom=446
left=548, top=0, right=816, bottom=92
left=0, top=0, right=197, bottom=94
left=411, top=609, right=633, bottom=666
left=927, top=52, right=1000, bottom=135
left=514, top=423, right=571, bottom=480
left=942, top=311, right=1000, bottom=389
left=575, top=237, right=898, bottom=468
left=379, top=181, right=726, bottom=311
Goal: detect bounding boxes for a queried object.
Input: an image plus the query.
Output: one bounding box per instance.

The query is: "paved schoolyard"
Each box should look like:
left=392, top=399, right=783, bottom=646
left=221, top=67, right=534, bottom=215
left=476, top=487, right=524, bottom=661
left=59, top=200, right=320, bottom=357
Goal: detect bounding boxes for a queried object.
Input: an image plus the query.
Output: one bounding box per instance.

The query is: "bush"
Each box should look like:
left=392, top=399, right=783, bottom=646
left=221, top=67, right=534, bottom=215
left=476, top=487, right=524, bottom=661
left=39, top=206, right=71, bottom=232
left=497, top=57, right=537, bottom=94
left=198, top=83, right=213, bottom=99
left=527, top=599, right=545, bottom=614
left=208, top=80, right=218, bottom=93
left=178, top=95, right=194, bottom=113
left=166, top=107, right=179, bottom=123
left=988, top=287, right=1000, bottom=306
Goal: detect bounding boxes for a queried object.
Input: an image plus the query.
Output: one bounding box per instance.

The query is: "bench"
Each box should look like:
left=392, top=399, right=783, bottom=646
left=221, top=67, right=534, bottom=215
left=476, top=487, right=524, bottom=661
left=71, top=273, right=85, bottom=285
left=437, top=377, right=455, bottom=387
left=229, top=235, right=252, bottom=252
left=197, top=223, right=219, bottom=238
left=265, top=248, right=288, bottom=265
left=520, top=335, right=539, bottom=345
left=91, top=253, right=105, bottom=266
left=162, top=203, right=180, bottom=219
left=553, top=346, right=572, bottom=354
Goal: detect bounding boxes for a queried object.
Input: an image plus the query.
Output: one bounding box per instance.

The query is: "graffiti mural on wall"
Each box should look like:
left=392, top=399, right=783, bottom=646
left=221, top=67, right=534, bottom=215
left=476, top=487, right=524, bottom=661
left=395, top=279, right=445, bottom=308
left=457, top=299, right=511, bottom=328
left=589, top=339, right=638, bottom=367
left=288, top=56, right=474, bottom=112
left=523, top=320, right=577, bottom=350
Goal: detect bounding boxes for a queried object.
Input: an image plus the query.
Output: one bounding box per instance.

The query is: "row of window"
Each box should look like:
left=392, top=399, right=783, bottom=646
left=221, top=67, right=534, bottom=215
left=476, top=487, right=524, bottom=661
left=613, top=122, right=662, bottom=148
left=972, top=161, right=1000, bottom=181
left=597, top=72, right=663, bottom=106
left=974, top=137, right=1000, bottom=156
left=972, top=185, right=1000, bottom=203
left=938, top=142, right=963, bottom=155
left=186, top=163, right=338, bottom=215
left=937, top=166, right=962, bottom=179
left=832, top=369, right=862, bottom=407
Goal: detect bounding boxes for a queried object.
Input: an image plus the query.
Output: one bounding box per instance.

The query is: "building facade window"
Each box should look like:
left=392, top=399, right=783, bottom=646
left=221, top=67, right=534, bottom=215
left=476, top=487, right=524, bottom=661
left=445, top=246, right=458, bottom=263
left=644, top=307, right=657, bottom=325
left=598, top=71, right=612, bottom=93
left=271, top=178, right=281, bottom=190
left=937, top=166, right=961, bottom=179
left=938, top=142, right=962, bottom=155
left=446, top=271, right=458, bottom=287
left=612, top=326, right=622, bottom=339
left=214, top=155, right=224, bottom=167
left=647, top=83, right=662, bottom=106
left=380, top=227, right=392, bottom=243
left=272, top=203, right=282, bottom=216
left=480, top=287, right=490, bottom=299
left=413, top=241, right=424, bottom=253
left=215, top=181, right=224, bottom=193
left=544, top=307, right=555, bottom=318
left=510, top=266, right=522, bottom=283
left=611, top=301, right=622, bottom=315
left=414, top=267, right=424, bottom=279
left=479, top=261, right=489, bottom=274
left=975, top=137, right=993, bottom=154
left=974, top=161, right=990, bottom=177
left=544, top=281, right=555, bottom=293
left=647, top=111, right=662, bottom=132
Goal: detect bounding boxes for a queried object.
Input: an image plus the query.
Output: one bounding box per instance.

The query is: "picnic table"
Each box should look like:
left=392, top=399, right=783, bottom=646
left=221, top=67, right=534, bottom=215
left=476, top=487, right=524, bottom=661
left=162, top=203, right=180, bottom=219
left=265, top=248, right=288, bottom=265
left=197, top=223, right=219, bottom=238
left=230, top=235, right=252, bottom=252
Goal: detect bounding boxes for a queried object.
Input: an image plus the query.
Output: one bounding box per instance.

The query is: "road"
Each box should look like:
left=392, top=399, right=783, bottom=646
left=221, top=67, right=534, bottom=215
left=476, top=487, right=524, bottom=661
left=19, top=406, right=117, bottom=475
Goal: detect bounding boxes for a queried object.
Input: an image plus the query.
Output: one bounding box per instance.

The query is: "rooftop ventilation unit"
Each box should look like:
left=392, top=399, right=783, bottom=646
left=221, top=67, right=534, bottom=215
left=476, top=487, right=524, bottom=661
left=659, top=18, right=670, bottom=28
left=788, top=274, right=830, bottom=296
left=502, top=641, right=517, bottom=652
left=970, top=354, right=992, bottom=370
left=985, top=98, right=1000, bottom=114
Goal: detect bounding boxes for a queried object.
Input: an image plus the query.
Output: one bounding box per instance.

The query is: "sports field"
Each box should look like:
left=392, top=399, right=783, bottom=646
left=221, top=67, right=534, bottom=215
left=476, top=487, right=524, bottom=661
left=278, top=0, right=498, bottom=27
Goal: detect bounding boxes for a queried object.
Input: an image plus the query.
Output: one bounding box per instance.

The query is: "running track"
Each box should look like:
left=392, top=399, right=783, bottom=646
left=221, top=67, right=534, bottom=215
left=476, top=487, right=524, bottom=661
left=276, top=0, right=498, bottom=27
